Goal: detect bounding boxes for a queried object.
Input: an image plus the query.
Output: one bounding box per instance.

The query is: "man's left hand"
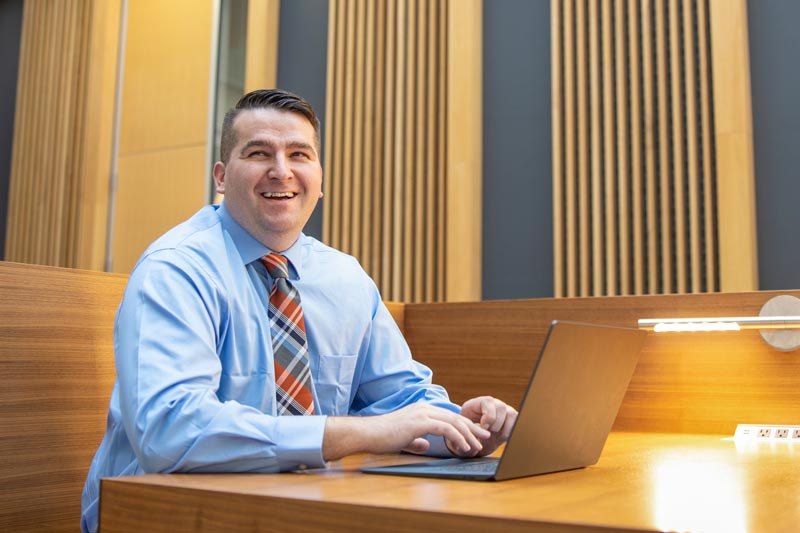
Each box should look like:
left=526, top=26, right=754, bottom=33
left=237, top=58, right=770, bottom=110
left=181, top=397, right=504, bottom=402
left=447, top=396, right=518, bottom=457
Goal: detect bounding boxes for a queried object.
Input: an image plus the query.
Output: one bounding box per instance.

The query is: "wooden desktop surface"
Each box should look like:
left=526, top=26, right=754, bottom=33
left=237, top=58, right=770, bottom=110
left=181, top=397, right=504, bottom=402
left=100, top=432, right=798, bottom=532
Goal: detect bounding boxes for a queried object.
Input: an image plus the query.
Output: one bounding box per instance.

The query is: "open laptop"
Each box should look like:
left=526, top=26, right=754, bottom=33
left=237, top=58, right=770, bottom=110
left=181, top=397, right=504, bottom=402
left=362, top=320, right=646, bottom=481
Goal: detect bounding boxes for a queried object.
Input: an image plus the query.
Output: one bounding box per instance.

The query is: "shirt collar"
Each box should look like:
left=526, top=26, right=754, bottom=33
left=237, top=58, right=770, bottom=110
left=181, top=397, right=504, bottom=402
left=217, top=201, right=306, bottom=279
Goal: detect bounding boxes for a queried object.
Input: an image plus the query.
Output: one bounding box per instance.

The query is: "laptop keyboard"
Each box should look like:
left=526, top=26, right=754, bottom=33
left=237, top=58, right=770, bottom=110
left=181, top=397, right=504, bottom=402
left=443, top=458, right=499, bottom=473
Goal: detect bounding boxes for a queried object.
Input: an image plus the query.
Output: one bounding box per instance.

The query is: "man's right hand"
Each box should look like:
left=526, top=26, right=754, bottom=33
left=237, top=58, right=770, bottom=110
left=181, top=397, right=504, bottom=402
left=322, top=404, right=491, bottom=461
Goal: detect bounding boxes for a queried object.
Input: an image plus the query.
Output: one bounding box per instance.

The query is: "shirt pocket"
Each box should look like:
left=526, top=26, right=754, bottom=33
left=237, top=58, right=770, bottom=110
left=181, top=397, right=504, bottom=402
left=315, top=354, right=358, bottom=416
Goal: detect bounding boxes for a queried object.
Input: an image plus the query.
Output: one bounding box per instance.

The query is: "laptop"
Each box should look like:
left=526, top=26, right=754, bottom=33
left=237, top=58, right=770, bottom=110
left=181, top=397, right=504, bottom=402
left=362, top=320, right=646, bottom=481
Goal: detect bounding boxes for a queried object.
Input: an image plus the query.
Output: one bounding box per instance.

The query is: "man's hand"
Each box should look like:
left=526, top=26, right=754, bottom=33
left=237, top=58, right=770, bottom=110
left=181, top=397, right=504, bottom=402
left=447, top=396, right=518, bottom=457
left=322, top=403, right=491, bottom=461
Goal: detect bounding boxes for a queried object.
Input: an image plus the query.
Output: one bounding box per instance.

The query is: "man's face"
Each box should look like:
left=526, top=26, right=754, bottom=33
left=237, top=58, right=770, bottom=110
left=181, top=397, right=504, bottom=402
left=213, top=108, right=323, bottom=251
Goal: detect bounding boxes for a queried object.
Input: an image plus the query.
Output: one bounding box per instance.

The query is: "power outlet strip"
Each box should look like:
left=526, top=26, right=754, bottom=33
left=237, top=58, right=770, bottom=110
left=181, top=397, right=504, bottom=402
left=734, top=424, right=800, bottom=441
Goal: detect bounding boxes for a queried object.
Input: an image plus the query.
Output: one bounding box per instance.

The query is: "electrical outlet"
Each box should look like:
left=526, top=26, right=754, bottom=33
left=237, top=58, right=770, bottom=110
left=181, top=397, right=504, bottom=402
left=734, top=424, right=800, bottom=441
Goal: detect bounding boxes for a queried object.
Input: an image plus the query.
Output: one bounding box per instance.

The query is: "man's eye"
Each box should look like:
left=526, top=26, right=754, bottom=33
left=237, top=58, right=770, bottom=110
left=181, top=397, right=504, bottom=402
left=292, top=152, right=310, bottom=159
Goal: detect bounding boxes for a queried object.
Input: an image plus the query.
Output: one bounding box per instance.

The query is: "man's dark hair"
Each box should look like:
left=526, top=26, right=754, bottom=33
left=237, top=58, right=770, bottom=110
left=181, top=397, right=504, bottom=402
left=219, top=88, right=321, bottom=164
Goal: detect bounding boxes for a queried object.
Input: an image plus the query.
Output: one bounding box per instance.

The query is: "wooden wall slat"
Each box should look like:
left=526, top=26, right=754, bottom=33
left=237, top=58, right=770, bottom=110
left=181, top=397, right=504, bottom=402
left=576, top=0, right=590, bottom=297
left=669, top=0, right=687, bottom=293
left=629, top=0, right=645, bottom=295
left=380, top=0, right=396, bottom=296
left=551, top=0, right=564, bottom=298
left=361, top=0, right=375, bottom=276
left=589, top=0, right=603, bottom=297
left=601, top=0, right=618, bottom=296
left=697, top=0, right=718, bottom=291
left=655, top=0, right=672, bottom=294
left=351, top=0, right=366, bottom=266
left=402, top=0, right=415, bottom=302
left=615, top=0, right=631, bottom=295
left=642, top=0, right=659, bottom=294
left=563, top=0, right=576, bottom=298
left=436, top=0, right=447, bottom=302
left=683, top=0, right=701, bottom=293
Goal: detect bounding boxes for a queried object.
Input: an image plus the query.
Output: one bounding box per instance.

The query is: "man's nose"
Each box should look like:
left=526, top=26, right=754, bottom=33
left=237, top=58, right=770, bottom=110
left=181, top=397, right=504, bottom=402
left=268, top=153, right=292, bottom=179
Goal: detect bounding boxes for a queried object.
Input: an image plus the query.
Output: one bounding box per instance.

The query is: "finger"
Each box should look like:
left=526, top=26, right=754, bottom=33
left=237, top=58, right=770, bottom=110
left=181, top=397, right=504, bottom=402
left=402, top=437, right=430, bottom=454
left=497, top=407, right=518, bottom=442
left=478, top=397, right=497, bottom=430
left=487, top=401, right=507, bottom=433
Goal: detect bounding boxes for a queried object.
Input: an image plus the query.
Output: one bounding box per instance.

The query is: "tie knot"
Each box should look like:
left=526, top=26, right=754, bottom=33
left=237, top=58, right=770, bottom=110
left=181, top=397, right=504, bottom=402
left=261, top=253, right=289, bottom=279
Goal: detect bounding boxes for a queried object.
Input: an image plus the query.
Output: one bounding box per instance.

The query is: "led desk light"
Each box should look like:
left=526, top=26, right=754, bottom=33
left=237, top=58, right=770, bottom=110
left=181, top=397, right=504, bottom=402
left=638, top=295, right=800, bottom=351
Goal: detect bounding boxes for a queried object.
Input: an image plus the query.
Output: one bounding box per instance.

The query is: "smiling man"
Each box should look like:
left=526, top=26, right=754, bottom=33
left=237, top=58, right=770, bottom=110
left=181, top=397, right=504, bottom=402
left=80, top=89, right=517, bottom=533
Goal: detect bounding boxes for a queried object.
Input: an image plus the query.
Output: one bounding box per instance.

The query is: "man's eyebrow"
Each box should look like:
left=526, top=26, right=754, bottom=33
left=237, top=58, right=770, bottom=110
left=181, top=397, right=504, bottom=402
left=240, top=139, right=272, bottom=154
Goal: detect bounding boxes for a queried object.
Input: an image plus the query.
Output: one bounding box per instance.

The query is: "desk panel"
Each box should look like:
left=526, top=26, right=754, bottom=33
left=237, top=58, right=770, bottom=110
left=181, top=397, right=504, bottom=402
left=100, top=432, right=800, bottom=532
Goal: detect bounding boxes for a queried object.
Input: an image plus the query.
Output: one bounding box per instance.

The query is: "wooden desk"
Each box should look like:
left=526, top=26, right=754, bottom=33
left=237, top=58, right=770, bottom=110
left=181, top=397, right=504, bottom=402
left=99, top=432, right=799, bottom=532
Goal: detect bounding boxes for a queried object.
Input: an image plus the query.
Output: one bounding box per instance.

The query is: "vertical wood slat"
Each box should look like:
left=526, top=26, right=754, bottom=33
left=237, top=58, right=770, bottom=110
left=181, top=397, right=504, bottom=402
left=361, top=0, right=375, bottom=276
left=641, top=0, right=659, bottom=294
left=669, top=0, right=687, bottom=293
left=601, top=0, right=618, bottom=296
left=323, top=0, right=462, bottom=302
left=391, top=0, right=405, bottom=299
left=655, top=0, right=672, bottom=293
left=551, top=0, right=564, bottom=298
left=629, top=0, right=645, bottom=295
left=697, top=0, right=718, bottom=290
left=589, top=0, right=604, bottom=296
left=402, top=0, right=416, bottom=302
left=563, top=0, right=576, bottom=297
left=683, top=0, right=701, bottom=292
left=351, top=0, right=366, bottom=267
left=576, top=0, right=590, bottom=297
left=436, top=0, right=447, bottom=302
left=552, top=0, right=729, bottom=297
left=380, top=0, right=396, bottom=296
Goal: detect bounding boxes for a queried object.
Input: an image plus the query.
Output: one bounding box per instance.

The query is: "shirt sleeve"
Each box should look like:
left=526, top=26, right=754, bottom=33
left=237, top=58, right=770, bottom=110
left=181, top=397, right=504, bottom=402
left=348, top=280, right=460, bottom=457
left=115, top=253, right=327, bottom=473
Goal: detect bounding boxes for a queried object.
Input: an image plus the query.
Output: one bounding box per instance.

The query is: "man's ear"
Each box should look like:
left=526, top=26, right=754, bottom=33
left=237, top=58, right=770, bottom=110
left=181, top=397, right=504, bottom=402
left=212, top=161, right=226, bottom=194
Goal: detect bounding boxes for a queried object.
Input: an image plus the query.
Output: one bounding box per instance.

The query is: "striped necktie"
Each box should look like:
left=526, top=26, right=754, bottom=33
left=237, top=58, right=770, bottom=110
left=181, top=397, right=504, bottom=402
left=261, top=253, right=315, bottom=415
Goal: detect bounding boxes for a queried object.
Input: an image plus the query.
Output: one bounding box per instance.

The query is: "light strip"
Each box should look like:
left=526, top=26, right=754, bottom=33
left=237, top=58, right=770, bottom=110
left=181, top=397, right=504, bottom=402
left=638, top=316, right=800, bottom=332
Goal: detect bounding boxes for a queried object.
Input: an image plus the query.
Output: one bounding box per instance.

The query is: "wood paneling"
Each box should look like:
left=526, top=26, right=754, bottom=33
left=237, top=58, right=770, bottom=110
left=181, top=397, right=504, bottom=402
left=113, top=146, right=208, bottom=272
left=111, top=0, right=214, bottom=273
left=323, top=0, right=480, bottom=302
left=244, top=0, right=280, bottom=93
left=404, top=289, right=800, bottom=435
left=5, top=0, right=122, bottom=271
left=709, top=0, right=758, bottom=292
left=552, top=0, right=756, bottom=296
left=0, top=261, right=125, bottom=531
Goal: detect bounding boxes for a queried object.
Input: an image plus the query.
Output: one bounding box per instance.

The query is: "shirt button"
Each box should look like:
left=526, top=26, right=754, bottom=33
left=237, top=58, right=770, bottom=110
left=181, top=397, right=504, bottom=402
left=298, top=464, right=308, bottom=470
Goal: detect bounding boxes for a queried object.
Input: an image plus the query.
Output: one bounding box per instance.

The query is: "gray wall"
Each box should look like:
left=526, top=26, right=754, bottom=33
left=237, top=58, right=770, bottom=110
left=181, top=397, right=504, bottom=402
left=277, top=0, right=329, bottom=241
left=0, top=0, right=24, bottom=260
left=748, top=0, right=800, bottom=291
left=482, top=0, right=552, bottom=299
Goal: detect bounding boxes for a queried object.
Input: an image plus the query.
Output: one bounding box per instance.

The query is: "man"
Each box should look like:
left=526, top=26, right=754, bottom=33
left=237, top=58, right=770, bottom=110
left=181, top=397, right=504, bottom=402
left=80, top=89, right=517, bottom=532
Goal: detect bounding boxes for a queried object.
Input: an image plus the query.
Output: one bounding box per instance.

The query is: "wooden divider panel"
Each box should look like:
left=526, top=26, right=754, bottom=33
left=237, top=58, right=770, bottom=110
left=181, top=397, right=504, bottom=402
left=0, top=262, right=125, bottom=531
left=404, top=290, right=800, bottom=434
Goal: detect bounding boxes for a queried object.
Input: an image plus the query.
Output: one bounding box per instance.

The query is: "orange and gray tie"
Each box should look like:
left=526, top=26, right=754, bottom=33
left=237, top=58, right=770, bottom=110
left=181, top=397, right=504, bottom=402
left=261, top=253, right=315, bottom=415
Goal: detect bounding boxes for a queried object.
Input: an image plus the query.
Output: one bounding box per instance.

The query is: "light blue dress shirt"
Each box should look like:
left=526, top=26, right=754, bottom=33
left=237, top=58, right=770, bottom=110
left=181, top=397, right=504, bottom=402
left=80, top=203, right=458, bottom=532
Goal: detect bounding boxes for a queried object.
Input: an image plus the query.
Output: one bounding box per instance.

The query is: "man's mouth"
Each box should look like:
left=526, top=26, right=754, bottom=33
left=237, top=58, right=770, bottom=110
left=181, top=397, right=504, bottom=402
left=261, top=192, right=297, bottom=199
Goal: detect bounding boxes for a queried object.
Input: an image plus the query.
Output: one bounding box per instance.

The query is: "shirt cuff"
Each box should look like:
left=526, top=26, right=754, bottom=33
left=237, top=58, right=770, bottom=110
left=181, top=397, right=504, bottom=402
left=274, top=415, right=328, bottom=470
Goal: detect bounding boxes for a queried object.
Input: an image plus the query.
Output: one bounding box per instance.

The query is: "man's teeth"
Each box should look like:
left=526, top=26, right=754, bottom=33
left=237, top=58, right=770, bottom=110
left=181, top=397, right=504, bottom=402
left=262, top=192, right=296, bottom=198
